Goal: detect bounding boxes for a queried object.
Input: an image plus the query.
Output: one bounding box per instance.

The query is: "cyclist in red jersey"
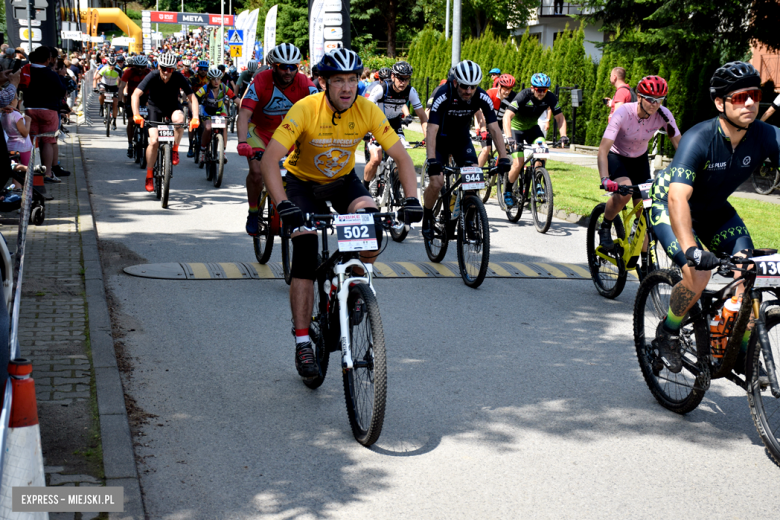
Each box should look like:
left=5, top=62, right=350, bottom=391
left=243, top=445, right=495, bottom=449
left=237, top=43, right=318, bottom=236
left=120, top=56, right=151, bottom=158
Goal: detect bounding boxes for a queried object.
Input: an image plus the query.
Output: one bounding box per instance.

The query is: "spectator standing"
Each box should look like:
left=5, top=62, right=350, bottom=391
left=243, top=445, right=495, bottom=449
left=603, top=67, right=632, bottom=121
left=22, top=47, right=66, bottom=183
left=0, top=69, right=21, bottom=191
left=2, top=95, right=33, bottom=168
left=0, top=48, right=16, bottom=71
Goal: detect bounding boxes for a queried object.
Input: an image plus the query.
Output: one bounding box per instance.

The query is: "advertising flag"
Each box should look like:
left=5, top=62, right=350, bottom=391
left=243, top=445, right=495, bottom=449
left=263, top=5, right=278, bottom=66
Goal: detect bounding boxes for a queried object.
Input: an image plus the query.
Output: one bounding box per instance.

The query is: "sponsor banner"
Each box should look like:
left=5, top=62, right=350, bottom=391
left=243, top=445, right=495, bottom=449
left=263, top=5, right=278, bottom=65
left=324, top=26, right=342, bottom=40
left=309, top=0, right=351, bottom=64
left=150, top=11, right=178, bottom=23
left=234, top=8, right=261, bottom=69
left=146, top=11, right=234, bottom=26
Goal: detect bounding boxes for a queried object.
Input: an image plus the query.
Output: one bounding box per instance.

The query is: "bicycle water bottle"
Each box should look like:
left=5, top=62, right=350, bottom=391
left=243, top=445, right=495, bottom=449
left=710, top=296, right=741, bottom=357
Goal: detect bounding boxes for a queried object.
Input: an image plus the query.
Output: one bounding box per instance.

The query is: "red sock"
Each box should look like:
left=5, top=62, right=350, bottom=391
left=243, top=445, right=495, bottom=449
left=173, top=144, right=179, bottom=152
left=146, top=168, right=153, bottom=179
left=295, top=328, right=310, bottom=344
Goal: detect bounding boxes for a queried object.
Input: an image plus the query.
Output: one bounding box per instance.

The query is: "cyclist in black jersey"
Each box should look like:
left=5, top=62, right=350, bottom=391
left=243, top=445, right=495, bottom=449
left=423, top=60, right=511, bottom=237
left=650, top=61, right=780, bottom=374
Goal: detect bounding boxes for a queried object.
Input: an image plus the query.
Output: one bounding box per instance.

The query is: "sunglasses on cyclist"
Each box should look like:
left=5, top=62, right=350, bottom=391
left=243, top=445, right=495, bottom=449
left=395, top=76, right=411, bottom=82
left=640, top=94, right=665, bottom=105
left=458, top=84, right=477, bottom=92
left=533, top=87, right=548, bottom=94
left=727, top=89, right=762, bottom=105
left=275, top=64, right=297, bottom=71
left=160, top=66, right=175, bottom=72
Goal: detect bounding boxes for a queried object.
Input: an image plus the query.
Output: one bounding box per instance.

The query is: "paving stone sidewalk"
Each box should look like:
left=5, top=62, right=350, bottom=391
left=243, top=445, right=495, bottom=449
left=4, top=129, right=138, bottom=519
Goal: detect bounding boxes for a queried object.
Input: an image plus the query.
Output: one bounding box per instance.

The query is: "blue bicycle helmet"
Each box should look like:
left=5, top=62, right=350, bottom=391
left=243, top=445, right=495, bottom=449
left=198, top=59, right=209, bottom=69
left=489, top=68, right=501, bottom=74
left=531, top=73, right=551, bottom=88
left=316, top=48, right=363, bottom=78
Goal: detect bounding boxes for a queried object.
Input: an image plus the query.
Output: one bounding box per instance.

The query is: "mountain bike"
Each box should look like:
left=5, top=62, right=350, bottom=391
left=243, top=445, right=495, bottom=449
left=497, top=140, right=555, bottom=232
left=477, top=141, right=498, bottom=204
left=252, top=153, right=292, bottom=284
left=133, top=106, right=149, bottom=169
left=147, top=120, right=185, bottom=209
left=423, top=163, right=495, bottom=288
left=201, top=116, right=227, bottom=188
left=633, top=249, right=780, bottom=464
left=295, top=208, right=401, bottom=446
left=586, top=183, right=674, bottom=299
left=752, top=162, right=779, bottom=195
left=102, top=91, right=116, bottom=137
left=370, top=139, right=423, bottom=242
left=228, top=99, right=237, bottom=134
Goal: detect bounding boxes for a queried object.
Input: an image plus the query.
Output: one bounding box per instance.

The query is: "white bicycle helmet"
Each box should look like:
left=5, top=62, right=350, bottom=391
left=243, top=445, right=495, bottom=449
left=268, top=43, right=301, bottom=65
left=182, top=59, right=191, bottom=67
left=453, top=60, right=483, bottom=86
left=247, top=60, right=258, bottom=72
left=207, top=66, right=222, bottom=80
left=158, top=52, right=177, bottom=68
left=135, top=56, right=148, bottom=68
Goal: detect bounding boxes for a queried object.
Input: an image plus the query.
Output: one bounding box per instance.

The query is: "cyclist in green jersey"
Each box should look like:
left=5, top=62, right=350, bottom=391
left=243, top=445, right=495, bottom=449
left=93, top=56, right=123, bottom=130
left=502, top=73, right=569, bottom=208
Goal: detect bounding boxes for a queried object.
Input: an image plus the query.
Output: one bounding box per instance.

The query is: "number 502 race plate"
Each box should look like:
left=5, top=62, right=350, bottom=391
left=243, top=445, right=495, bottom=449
left=334, top=214, right=378, bottom=252
left=756, top=254, right=780, bottom=288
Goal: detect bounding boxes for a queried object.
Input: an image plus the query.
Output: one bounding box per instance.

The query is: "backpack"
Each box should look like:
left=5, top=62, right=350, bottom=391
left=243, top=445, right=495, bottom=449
left=617, top=84, right=637, bottom=103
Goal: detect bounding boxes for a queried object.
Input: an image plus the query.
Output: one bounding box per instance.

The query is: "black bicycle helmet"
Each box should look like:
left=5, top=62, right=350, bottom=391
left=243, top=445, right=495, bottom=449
left=710, top=61, right=760, bottom=101
left=378, top=67, right=392, bottom=80
left=392, top=61, right=412, bottom=76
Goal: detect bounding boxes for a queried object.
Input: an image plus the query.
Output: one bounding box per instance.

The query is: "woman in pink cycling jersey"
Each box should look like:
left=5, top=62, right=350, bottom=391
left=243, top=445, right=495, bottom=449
left=596, top=76, right=683, bottom=250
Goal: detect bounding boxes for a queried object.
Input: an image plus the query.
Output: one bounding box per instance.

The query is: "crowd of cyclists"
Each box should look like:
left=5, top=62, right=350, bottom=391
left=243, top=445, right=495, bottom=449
left=79, top=33, right=780, bottom=399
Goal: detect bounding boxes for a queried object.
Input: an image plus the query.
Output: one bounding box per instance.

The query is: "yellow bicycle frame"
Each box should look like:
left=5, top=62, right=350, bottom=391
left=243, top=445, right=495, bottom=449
left=595, top=202, right=651, bottom=271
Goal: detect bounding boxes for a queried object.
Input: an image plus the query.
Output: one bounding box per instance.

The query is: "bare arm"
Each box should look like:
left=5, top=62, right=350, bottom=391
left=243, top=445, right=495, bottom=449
left=668, top=183, right=697, bottom=252
left=596, top=137, right=614, bottom=181
left=487, top=121, right=507, bottom=159
left=474, top=110, right=486, bottom=133
left=259, top=139, right=289, bottom=204
left=426, top=122, right=439, bottom=160
left=188, top=93, right=198, bottom=119
left=613, top=101, right=625, bottom=114
left=131, top=88, right=142, bottom=117
left=384, top=140, right=417, bottom=197
left=761, top=106, right=776, bottom=123
left=16, top=115, right=31, bottom=138
left=503, top=111, right=514, bottom=136
left=237, top=107, right=252, bottom=143
left=670, top=134, right=682, bottom=150
left=414, top=106, right=428, bottom=138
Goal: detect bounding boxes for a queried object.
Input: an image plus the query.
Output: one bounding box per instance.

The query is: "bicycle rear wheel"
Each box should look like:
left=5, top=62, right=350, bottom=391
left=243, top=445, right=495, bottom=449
left=456, top=195, right=490, bottom=288
left=161, top=146, right=171, bottom=208
left=747, top=308, right=780, bottom=465
left=752, top=164, right=779, bottom=195
left=213, top=134, right=225, bottom=188
left=253, top=192, right=274, bottom=263
left=531, top=167, right=554, bottom=233
left=586, top=203, right=627, bottom=299
left=105, top=106, right=110, bottom=137
left=633, top=270, right=710, bottom=414
left=342, top=283, right=387, bottom=446
left=480, top=157, right=495, bottom=203
left=388, top=174, right=409, bottom=242
left=424, top=198, right=448, bottom=262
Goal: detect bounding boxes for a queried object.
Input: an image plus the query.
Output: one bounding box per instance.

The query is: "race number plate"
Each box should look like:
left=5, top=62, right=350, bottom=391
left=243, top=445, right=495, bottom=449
left=638, top=182, right=653, bottom=208
left=533, top=145, right=550, bottom=160
left=157, top=125, right=175, bottom=142
left=460, top=166, right=485, bottom=190
left=334, top=213, right=378, bottom=252
left=104, top=92, right=113, bottom=101
left=139, top=107, right=148, bottom=116
left=755, top=253, right=780, bottom=288
left=212, top=116, right=226, bottom=129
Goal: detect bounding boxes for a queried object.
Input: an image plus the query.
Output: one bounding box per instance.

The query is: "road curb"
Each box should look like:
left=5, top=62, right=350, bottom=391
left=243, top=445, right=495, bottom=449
left=74, top=131, right=145, bottom=520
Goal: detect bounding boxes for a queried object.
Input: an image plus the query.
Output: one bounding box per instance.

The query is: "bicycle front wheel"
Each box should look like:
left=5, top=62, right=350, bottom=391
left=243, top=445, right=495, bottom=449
left=747, top=308, right=780, bottom=465
left=586, top=203, right=627, bottom=299
left=342, top=283, right=387, bottom=446
left=505, top=176, right=523, bottom=223
left=531, top=167, right=554, bottom=233
left=161, top=146, right=171, bottom=209
left=752, top=164, right=779, bottom=195
left=424, top=198, right=448, bottom=262
left=213, top=134, right=225, bottom=188
left=633, top=270, right=709, bottom=414
left=456, top=195, right=490, bottom=288
left=253, top=192, right=274, bottom=263
left=105, top=107, right=110, bottom=137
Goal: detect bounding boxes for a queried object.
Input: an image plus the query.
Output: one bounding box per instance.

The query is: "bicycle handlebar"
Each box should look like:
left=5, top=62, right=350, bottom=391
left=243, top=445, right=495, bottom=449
left=599, top=183, right=650, bottom=196
left=295, top=211, right=402, bottom=233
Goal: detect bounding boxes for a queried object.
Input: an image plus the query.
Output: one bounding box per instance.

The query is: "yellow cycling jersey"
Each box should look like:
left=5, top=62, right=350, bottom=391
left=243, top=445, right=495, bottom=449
left=272, top=93, right=399, bottom=184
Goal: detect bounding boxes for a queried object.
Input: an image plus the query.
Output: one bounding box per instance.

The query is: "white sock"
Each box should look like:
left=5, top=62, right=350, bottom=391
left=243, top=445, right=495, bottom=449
left=295, top=335, right=310, bottom=344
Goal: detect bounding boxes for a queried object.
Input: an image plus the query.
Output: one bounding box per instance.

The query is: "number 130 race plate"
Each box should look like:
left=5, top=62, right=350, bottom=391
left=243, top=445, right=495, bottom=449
left=334, top=214, right=378, bottom=252
left=756, top=254, right=780, bottom=288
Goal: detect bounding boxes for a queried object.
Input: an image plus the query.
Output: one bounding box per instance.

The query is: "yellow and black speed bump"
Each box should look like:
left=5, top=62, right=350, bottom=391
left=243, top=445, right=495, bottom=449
left=124, top=261, right=593, bottom=280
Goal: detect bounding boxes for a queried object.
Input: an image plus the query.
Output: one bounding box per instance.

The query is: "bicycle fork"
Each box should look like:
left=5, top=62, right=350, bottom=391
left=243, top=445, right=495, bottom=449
left=327, top=259, right=376, bottom=370
left=756, top=299, right=780, bottom=398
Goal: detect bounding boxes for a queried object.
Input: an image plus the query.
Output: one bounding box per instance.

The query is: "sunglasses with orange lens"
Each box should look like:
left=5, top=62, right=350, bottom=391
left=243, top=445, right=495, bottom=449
left=533, top=87, right=548, bottom=94
left=727, top=89, right=762, bottom=105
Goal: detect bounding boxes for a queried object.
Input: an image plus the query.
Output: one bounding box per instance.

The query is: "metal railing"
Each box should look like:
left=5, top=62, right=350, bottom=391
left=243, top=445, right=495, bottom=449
left=81, top=68, right=96, bottom=126
left=538, top=1, right=584, bottom=16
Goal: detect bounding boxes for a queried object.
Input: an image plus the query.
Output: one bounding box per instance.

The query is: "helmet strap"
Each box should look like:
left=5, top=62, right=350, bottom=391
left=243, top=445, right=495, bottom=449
left=324, top=79, right=357, bottom=126
left=718, top=109, right=750, bottom=132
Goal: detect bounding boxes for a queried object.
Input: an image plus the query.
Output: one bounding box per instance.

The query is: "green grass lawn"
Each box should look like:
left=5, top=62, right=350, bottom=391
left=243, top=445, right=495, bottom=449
left=384, top=129, right=780, bottom=250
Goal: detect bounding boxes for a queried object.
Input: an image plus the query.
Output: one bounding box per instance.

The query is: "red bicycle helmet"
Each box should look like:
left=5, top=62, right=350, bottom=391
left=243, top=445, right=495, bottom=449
left=497, top=74, right=516, bottom=88
left=637, top=76, right=668, bottom=97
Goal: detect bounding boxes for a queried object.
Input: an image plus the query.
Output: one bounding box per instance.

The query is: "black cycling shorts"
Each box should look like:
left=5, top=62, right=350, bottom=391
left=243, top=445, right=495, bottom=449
left=608, top=151, right=651, bottom=186
left=511, top=126, right=545, bottom=146
left=285, top=169, right=371, bottom=217
left=147, top=103, right=183, bottom=124
left=99, top=84, right=119, bottom=93
left=650, top=202, right=754, bottom=268
left=434, top=133, right=478, bottom=168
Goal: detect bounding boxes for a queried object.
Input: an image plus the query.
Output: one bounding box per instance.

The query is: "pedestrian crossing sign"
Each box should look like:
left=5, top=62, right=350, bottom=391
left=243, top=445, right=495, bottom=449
left=228, top=30, right=243, bottom=45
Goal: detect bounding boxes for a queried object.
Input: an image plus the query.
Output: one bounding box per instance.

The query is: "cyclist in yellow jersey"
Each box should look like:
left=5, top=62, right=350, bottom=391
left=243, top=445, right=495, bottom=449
left=259, top=48, right=423, bottom=378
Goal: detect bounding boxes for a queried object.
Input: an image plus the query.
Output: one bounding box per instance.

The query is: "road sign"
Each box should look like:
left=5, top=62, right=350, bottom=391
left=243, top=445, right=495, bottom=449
left=61, top=30, right=81, bottom=40
left=230, top=46, right=242, bottom=58
left=228, top=29, right=243, bottom=45
left=14, top=8, right=46, bottom=21
left=20, top=27, right=42, bottom=42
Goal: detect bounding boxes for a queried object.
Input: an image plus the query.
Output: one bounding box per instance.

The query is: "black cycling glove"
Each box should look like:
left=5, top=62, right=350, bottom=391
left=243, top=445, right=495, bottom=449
left=685, top=247, right=720, bottom=271
left=276, top=200, right=304, bottom=231
left=399, top=197, right=423, bottom=224
left=401, top=116, right=414, bottom=126
left=426, top=159, right=442, bottom=177
left=560, top=136, right=570, bottom=147
left=496, top=157, right=512, bottom=174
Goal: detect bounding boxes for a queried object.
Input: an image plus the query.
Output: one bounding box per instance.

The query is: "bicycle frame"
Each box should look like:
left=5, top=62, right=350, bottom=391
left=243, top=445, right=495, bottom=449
left=595, top=202, right=649, bottom=270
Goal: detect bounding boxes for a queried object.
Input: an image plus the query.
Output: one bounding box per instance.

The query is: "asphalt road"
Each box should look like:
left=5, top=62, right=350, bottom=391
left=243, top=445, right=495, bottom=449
left=78, top=120, right=780, bottom=519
